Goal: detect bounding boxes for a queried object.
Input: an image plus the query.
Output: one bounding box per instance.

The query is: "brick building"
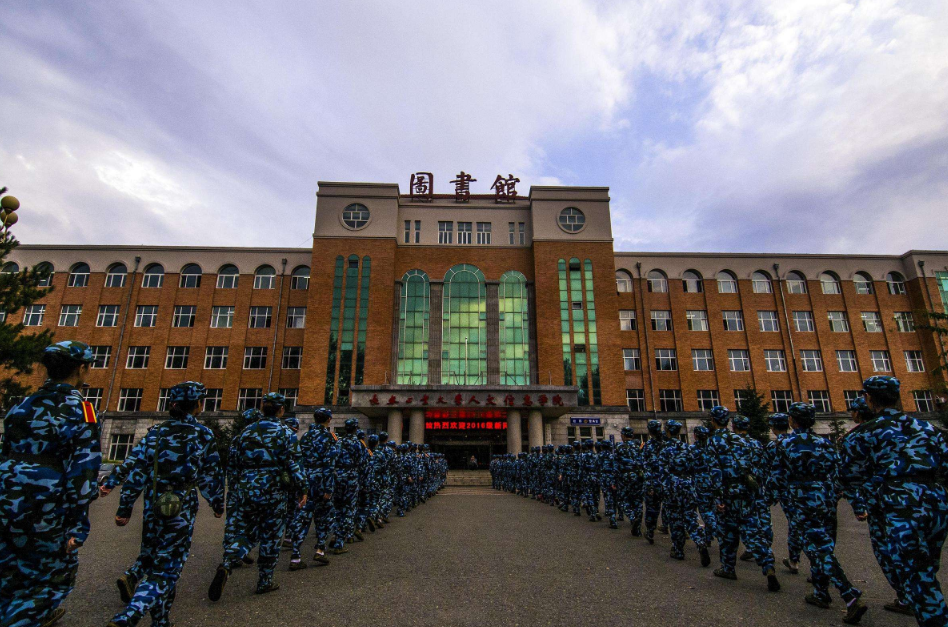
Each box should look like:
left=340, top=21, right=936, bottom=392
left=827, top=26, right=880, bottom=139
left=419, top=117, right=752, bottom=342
left=4, top=181, right=947, bottom=468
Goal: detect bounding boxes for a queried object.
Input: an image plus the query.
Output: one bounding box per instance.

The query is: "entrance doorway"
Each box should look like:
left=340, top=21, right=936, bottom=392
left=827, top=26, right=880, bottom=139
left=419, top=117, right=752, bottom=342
left=428, top=433, right=506, bottom=470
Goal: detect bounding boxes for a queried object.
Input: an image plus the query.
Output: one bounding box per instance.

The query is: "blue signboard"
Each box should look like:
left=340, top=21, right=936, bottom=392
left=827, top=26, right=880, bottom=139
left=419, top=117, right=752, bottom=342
left=570, top=417, right=601, bottom=426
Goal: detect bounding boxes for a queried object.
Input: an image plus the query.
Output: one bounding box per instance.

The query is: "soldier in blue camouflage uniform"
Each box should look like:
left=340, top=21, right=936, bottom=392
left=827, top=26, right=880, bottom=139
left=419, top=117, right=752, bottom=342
left=0, top=341, right=100, bottom=627
left=281, top=414, right=301, bottom=545
left=355, top=430, right=373, bottom=534
left=598, top=440, right=619, bottom=528
left=376, top=433, right=394, bottom=522
left=763, top=413, right=803, bottom=575
left=659, top=420, right=711, bottom=565
left=107, top=381, right=224, bottom=627
left=706, top=406, right=780, bottom=592
left=220, top=408, right=261, bottom=570
left=841, top=376, right=948, bottom=627
left=395, top=444, right=412, bottom=515
left=287, top=407, right=337, bottom=570
left=579, top=440, right=601, bottom=521
left=690, top=425, right=720, bottom=547
left=616, top=427, right=645, bottom=535
left=208, top=392, right=305, bottom=601
left=363, top=434, right=383, bottom=531
left=568, top=441, right=583, bottom=515
left=642, top=420, right=666, bottom=543
left=731, top=415, right=773, bottom=563
left=772, top=402, right=866, bottom=623
left=331, top=419, right=365, bottom=552
left=554, top=446, right=569, bottom=510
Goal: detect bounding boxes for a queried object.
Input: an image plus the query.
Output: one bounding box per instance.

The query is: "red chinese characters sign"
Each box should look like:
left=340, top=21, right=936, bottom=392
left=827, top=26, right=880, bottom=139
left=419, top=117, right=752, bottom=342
left=425, top=421, right=508, bottom=431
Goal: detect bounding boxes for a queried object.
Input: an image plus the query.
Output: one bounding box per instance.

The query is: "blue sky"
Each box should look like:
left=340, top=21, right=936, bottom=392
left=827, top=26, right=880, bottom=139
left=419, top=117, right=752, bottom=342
left=1, top=1, right=946, bottom=254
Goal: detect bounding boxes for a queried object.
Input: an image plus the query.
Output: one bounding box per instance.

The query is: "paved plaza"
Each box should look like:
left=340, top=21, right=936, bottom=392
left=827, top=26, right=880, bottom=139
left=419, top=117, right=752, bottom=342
left=67, top=488, right=912, bottom=627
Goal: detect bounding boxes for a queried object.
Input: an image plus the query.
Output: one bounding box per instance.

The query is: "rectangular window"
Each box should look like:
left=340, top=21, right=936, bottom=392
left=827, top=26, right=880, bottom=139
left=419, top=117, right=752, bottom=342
left=157, top=388, right=171, bottom=412
left=414, top=220, right=421, bottom=243
left=914, top=390, right=935, bottom=413
left=243, top=347, right=267, bottom=369
left=771, top=390, right=793, bottom=413
left=165, top=346, right=189, bottom=369
left=734, top=389, right=752, bottom=411
left=58, top=304, right=81, bottom=327
left=844, top=390, right=862, bottom=407
left=894, top=312, right=915, bottom=333
left=686, top=310, right=709, bottom=331
left=217, top=272, right=238, bottom=289
left=279, top=388, right=299, bottom=407
left=718, top=276, right=738, bottom=293
left=253, top=273, right=275, bottom=290
left=651, top=310, right=672, bottom=331
left=105, top=272, right=126, bottom=288
left=764, top=349, right=787, bottom=372
left=126, top=346, right=150, bottom=369
left=518, top=222, right=525, bottom=245
left=622, top=348, right=641, bottom=371
left=836, top=350, right=858, bottom=372
left=0, top=309, right=5, bottom=323
left=793, top=311, right=814, bottom=332
left=870, top=350, right=891, bottom=372
left=697, top=390, right=720, bottom=411
left=84, top=387, right=103, bottom=410
left=97, top=305, right=120, bottom=327
left=457, top=222, right=472, bottom=244
left=509, top=222, right=526, bottom=245
left=861, top=311, right=883, bottom=333
left=786, top=277, right=807, bottom=294
left=204, top=388, right=224, bottom=412
left=404, top=220, right=411, bottom=244
left=68, top=270, right=89, bottom=288
left=728, top=349, right=751, bottom=372
left=800, top=349, right=823, bottom=372
left=905, top=350, right=925, bottom=372
left=722, top=310, right=744, bottom=331
left=238, top=388, right=263, bottom=411
left=659, top=389, right=683, bottom=412
left=655, top=348, right=678, bottom=371
left=248, top=306, right=272, bottom=328
left=619, top=310, right=636, bottom=331
left=827, top=311, right=850, bottom=332
left=118, top=388, right=143, bottom=412
left=90, top=346, right=111, bottom=369
left=438, top=221, right=453, bottom=244
left=210, top=306, right=234, bottom=328
left=108, top=434, right=135, bottom=461
left=172, top=305, right=196, bottom=328
left=757, top=310, right=779, bottom=332
left=808, top=390, right=832, bottom=414
left=134, top=305, right=157, bottom=327
left=204, top=346, right=228, bottom=369
left=476, top=222, right=491, bottom=245
left=142, top=272, right=163, bottom=289
left=692, top=349, right=714, bottom=371
left=626, top=389, right=645, bottom=411
left=282, top=346, right=302, bottom=369
left=286, top=307, right=306, bottom=329
left=23, top=304, right=45, bottom=326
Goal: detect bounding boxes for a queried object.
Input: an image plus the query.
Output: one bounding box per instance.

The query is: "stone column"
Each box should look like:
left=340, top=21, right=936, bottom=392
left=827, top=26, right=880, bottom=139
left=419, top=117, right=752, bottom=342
left=387, top=409, right=403, bottom=444
left=528, top=410, right=544, bottom=448
left=408, top=409, right=425, bottom=444
left=507, top=409, right=522, bottom=454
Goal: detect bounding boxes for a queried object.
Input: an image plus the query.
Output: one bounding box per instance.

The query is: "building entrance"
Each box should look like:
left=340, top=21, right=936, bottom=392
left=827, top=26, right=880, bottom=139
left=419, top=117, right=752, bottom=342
left=428, top=433, right=506, bottom=470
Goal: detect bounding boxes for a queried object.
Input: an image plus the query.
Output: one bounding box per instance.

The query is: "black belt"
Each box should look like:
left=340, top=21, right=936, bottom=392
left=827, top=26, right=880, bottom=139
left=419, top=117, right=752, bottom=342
left=789, top=476, right=825, bottom=483
left=884, top=473, right=939, bottom=485
left=5, top=452, right=63, bottom=467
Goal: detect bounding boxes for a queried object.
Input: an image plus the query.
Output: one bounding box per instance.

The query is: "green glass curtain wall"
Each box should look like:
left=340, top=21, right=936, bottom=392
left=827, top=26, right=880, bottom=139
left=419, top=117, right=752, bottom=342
left=397, top=270, right=430, bottom=384
left=354, top=256, right=371, bottom=386
left=442, top=264, right=487, bottom=385
left=584, top=259, right=602, bottom=405
left=558, top=259, right=572, bottom=387
left=499, top=270, right=530, bottom=385
left=323, top=256, right=344, bottom=404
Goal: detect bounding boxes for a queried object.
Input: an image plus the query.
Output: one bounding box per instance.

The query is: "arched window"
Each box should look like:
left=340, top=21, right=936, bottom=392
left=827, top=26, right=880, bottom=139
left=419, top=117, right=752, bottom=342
left=1, top=262, right=18, bottom=274
left=752, top=271, right=772, bottom=294
left=500, top=271, right=531, bottom=385
left=820, top=272, right=841, bottom=295
left=716, top=270, right=738, bottom=293
left=179, top=263, right=202, bottom=288
left=854, top=271, right=874, bottom=295
left=291, top=265, right=310, bottom=290
left=616, top=270, right=633, bottom=293
left=682, top=270, right=703, bottom=293
left=442, top=264, right=486, bottom=385
left=647, top=270, right=668, bottom=293
left=216, top=264, right=239, bottom=289
left=886, top=271, right=906, bottom=295
left=142, top=263, right=164, bottom=288
left=105, top=263, right=127, bottom=288
left=786, top=271, right=807, bottom=294
left=35, top=262, right=54, bottom=287
left=254, top=265, right=275, bottom=289
left=397, top=270, right=430, bottom=384
left=67, top=263, right=90, bottom=288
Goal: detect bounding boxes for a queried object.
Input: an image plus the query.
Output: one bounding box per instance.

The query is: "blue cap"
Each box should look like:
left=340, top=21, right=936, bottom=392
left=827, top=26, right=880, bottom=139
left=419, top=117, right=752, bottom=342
left=693, top=425, right=709, bottom=439
left=263, top=392, right=285, bottom=405
left=344, top=418, right=359, bottom=431
left=849, top=396, right=872, bottom=415
left=863, top=375, right=900, bottom=395
left=709, top=406, right=730, bottom=426
left=647, top=419, right=662, bottom=435
left=44, top=340, right=95, bottom=364
left=368, top=434, right=379, bottom=445
left=665, top=420, right=682, bottom=435
left=788, top=402, right=816, bottom=421
left=168, top=381, right=206, bottom=402
left=768, top=413, right=790, bottom=429
left=314, top=407, right=332, bottom=421
left=621, top=426, right=634, bottom=437
left=284, top=416, right=300, bottom=430
left=243, top=408, right=263, bottom=423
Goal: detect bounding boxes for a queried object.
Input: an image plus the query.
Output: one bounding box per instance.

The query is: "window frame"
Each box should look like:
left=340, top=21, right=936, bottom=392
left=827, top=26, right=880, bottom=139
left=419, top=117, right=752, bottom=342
left=58, top=304, right=81, bottom=327
left=172, top=305, right=196, bottom=328
left=800, top=349, right=824, bottom=372
left=764, top=349, right=787, bottom=372
left=722, top=310, right=745, bottom=331
left=204, top=346, right=228, bottom=369
left=836, top=350, right=858, bottom=373
left=686, top=310, right=709, bottom=331
left=692, top=348, right=715, bottom=372
left=655, top=348, right=678, bottom=371
left=134, top=305, right=158, bottom=328
left=622, top=348, right=641, bottom=371
left=870, top=350, right=892, bottom=372
left=210, top=306, right=235, bottom=329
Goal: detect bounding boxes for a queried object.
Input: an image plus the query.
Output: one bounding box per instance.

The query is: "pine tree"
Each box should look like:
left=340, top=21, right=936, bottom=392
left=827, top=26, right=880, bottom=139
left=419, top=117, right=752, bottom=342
left=0, top=188, right=54, bottom=413
left=737, top=384, right=771, bottom=443
left=202, top=410, right=253, bottom=469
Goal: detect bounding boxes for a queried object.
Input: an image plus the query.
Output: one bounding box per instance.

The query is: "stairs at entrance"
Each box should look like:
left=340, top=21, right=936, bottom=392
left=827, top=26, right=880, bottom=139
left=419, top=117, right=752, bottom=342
left=446, top=470, right=491, bottom=487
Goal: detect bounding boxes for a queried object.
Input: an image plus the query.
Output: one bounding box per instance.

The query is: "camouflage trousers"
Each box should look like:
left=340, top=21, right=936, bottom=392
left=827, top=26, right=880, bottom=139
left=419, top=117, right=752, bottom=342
left=582, top=479, right=601, bottom=517
left=0, top=535, right=78, bottom=627
left=644, top=481, right=664, bottom=534
left=222, top=488, right=288, bottom=588
left=776, top=496, right=803, bottom=564
left=694, top=477, right=719, bottom=545
left=110, top=496, right=199, bottom=627
left=866, top=508, right=905, bottom=604
left=665, top=477, right=707, bottom=558
left=718, top=489, right=775, bottom=576
left=289, top=494, right=335, bottom=559
left=601, top=484, right=618, bottom=521
left=331, top=470, right=359, bottom=548
left=618, top=476, right=644, bottom=529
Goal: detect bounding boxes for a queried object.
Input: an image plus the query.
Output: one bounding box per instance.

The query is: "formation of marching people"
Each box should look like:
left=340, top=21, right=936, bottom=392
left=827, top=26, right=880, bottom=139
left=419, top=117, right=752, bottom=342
left=0, top=340, right=446, bottom=627
left=491, top=373, right=948, bottom=627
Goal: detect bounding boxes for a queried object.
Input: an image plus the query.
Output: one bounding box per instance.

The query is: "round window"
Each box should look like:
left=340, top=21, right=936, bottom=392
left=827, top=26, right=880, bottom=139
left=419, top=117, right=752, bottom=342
left=558, top=207, right=586, bottom=233
left=342, top=203, right=371, bottom=230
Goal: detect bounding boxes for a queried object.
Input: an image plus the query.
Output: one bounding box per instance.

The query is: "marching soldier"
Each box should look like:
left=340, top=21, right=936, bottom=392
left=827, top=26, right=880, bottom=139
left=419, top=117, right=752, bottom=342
left=642, top=420, right=666, bottom=543
left=660, top=420, right=710, bottom=565
left=287, top=407, right=337, bottom=570
left=616, top=427, right=645, bottom=535
left=331, top=419, right=364, bottom=551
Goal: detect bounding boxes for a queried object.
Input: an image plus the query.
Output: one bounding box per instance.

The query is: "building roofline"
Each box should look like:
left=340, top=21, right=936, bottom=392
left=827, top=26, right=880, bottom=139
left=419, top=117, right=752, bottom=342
left=614, top=249, right=948, bottom=260
left=15, top=244, right=312, bottom=253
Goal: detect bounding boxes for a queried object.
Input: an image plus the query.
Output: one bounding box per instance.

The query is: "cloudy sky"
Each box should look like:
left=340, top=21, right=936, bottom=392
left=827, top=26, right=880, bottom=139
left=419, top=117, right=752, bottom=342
left=1, top=1, right=946, bottom=254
